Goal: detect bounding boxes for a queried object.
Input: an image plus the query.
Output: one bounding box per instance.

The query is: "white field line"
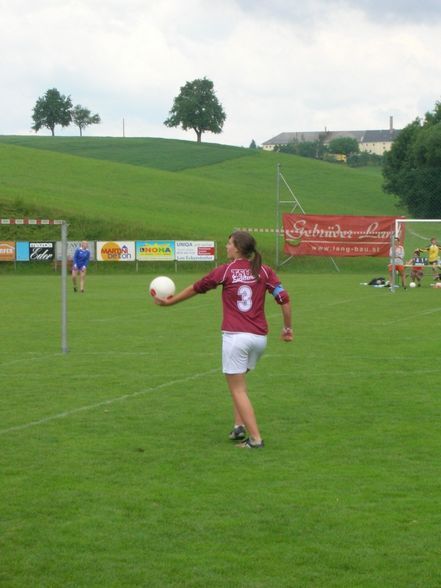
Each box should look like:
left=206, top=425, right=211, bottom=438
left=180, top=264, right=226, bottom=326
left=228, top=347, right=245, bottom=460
left=0, top=367, right=219, bottom=436
left=0, top=353, right=65, bottom=369
left=0, top=349, right=220, bottom=370
left=88, top=304, right=213, bottom=323
left=260, top=356, right=437, bottom=376
left=381, top=306, right=441, bottom=325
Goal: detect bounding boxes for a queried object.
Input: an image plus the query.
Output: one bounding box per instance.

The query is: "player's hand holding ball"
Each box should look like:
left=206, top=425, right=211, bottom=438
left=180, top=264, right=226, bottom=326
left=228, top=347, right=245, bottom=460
left=149, top=276, right=176, bottom=305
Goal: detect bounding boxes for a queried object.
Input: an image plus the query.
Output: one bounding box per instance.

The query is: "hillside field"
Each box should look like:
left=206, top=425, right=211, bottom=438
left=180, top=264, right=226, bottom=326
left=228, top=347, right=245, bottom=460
left=0, top=136, right=399, bottom=269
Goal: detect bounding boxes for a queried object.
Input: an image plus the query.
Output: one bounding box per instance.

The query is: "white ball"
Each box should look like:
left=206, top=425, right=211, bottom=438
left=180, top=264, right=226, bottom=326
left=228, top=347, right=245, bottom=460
left=149, top=276, right=176, bottom=298
left=409, top=282, right=416, bottom=288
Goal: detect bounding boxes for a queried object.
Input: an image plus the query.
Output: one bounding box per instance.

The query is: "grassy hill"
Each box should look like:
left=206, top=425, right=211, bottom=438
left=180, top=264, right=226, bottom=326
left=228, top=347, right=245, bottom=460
left=0, top=136, right=256, bottom=171
left=0, top=136, right=400, bottom=266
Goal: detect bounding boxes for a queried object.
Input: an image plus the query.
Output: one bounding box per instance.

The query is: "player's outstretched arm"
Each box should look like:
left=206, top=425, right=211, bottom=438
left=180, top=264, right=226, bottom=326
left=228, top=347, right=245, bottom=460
left=280, top=301, right=293, bottom=342
left=154, top=285, right=198, bottom=306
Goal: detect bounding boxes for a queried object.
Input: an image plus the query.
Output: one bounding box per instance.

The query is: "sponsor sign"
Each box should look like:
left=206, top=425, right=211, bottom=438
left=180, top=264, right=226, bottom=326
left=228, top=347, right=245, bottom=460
left=0, top=241, right=15, bottom=261
left=16, top=242, right=29, bottom=261
left=29, top=242, right=55, bottom=261
left=136, top=241, right=175, bottom=261
left=175, top=241, right=216, bottom=261
left=96, top=241, right=135, bottom=262
left=55, top=241, right=96, bottom=261
left=283, top=214, right=401, bottom=257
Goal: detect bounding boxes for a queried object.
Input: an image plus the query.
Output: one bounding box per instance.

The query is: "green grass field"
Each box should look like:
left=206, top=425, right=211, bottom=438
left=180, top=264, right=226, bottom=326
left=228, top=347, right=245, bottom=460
left=2, top=272, right=441, bottom=587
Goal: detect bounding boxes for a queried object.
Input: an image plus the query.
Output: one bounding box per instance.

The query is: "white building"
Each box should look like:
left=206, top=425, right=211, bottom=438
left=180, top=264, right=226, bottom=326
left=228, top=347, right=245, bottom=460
left=262, top=117, right=401, bottom=156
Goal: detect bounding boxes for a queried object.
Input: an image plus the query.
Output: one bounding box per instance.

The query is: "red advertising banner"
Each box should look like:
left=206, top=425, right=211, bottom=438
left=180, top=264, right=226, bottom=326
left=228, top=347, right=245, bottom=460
left=283, top=214, right=402, bottom=257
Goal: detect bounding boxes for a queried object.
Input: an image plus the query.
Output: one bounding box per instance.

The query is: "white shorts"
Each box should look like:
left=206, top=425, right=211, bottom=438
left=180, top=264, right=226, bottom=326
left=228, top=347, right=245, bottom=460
left=222, top=332, right=267, bottom=374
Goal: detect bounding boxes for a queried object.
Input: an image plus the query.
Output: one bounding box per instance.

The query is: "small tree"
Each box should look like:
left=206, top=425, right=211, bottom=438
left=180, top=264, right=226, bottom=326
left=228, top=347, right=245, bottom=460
left=72, top=105, right=101, bottom=137
left=249, top=139, right=257, bottom=149
left=328, top=137, right=359, bottom=157
left=32, top=88, right=72, bottom=136
left=164, top=77, right=226, bottom=143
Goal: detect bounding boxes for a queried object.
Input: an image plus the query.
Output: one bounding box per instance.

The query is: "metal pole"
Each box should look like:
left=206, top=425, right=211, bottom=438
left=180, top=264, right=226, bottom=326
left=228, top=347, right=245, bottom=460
left=276, top=163, right=280, bottom=267
left=61, top=222, right=69, bottom=352
left=390, top=231, right=396, bottom=293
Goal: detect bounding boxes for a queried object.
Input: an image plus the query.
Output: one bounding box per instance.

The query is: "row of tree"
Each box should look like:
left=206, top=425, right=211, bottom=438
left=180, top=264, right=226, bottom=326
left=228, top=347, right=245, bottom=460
left=275, top=136, right=359, bottom=158
left=383, top=99, right=441, bottom=217
left=32, top=88, right=101, bottom=136
left=31, top=84, right=440, bottom=219
left=273, top=136, right=384, bottom=167
left=32, top=78, right=226, bottom=142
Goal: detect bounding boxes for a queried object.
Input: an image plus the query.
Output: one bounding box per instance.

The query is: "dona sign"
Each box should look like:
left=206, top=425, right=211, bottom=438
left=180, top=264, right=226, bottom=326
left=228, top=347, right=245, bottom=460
left=283, top=214, right=401, bottom=257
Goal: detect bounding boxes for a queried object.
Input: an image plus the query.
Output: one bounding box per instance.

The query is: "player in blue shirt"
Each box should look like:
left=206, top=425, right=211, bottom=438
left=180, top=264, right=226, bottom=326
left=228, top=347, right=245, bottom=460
left=72, top=241, right=91, bottom=293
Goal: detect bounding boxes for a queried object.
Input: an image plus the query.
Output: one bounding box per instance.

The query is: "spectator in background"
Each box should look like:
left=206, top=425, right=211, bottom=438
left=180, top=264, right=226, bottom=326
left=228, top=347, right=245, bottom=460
left=407, top=249, right=425, bottom=287
left=72, top=240, right=90, bottom=293
left=388, top=237, right=407, bottom=289
left=423, top=237, right=440, bottom=282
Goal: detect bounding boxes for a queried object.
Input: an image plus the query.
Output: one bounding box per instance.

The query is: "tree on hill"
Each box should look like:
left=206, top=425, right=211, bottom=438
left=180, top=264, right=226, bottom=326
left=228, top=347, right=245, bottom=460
left=249, top=139, right=257, bottom=149
left=383, top=99, right=441, bottom=217
left=328, top=137, right=359, bottom=157
left=31, top=88, right=72, bottom=136
left=72, top=105, right=101, bottom=137
left=164, top=77, right=226, bottom=143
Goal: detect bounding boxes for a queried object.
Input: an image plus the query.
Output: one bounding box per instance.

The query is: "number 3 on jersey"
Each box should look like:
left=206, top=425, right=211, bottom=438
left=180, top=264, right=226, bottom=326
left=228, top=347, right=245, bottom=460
left=237, top=284, right=253, bottom=312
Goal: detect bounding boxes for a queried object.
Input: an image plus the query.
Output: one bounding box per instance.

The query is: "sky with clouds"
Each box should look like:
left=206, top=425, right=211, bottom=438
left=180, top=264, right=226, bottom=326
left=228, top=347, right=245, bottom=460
left=1, top=0, right=441, bottom=146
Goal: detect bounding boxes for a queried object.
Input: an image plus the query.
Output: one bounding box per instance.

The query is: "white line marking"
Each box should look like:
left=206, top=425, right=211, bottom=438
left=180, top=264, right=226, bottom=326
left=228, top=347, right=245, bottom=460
left=0, top=353, right=64, bottom=369
left=382, top=307, right=441, bottom=325
left=0, top=367, right=219, bottom=436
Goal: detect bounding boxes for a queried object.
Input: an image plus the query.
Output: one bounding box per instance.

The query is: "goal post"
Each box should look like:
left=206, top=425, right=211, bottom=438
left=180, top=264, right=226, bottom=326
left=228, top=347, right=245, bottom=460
left=390, top=218, right=441, bottom=291
left=1, top=218, right=69, bottom=353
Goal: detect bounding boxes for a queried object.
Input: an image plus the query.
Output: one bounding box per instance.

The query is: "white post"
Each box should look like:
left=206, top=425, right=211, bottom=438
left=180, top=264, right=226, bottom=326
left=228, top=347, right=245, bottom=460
left=61, top=222, right=68, bottom=353
left=390, top=231, right=397, bottom=293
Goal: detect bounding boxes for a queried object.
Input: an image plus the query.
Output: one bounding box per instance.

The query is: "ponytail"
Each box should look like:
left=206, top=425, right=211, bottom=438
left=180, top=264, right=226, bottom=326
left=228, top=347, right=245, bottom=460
left=250, top=249, right=262, bottom=280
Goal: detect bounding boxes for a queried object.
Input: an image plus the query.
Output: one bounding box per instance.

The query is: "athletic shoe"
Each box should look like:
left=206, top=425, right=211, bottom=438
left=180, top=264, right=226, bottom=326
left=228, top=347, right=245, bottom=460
left=229, top=425, right=246, bottom=441
left=73, top=287, right=77, bottom=292
left=237, top=438, right=264, bottom=449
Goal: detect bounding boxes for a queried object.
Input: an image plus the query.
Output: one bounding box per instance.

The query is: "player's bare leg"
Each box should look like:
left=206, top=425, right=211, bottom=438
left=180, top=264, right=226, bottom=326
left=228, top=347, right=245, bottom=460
left=72, top=268, right=78, bottom=292
left=400, top=269, right=407, bottom=289
left=233, top=405, right=244, bottom=428
left=225, top=373, right=262, bottom=443
left=80, top=269, right=86, bottom=292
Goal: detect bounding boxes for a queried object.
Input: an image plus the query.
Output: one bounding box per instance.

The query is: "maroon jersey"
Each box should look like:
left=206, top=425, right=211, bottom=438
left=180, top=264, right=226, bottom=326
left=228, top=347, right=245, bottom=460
left=193, top=259, right=289, bottom=335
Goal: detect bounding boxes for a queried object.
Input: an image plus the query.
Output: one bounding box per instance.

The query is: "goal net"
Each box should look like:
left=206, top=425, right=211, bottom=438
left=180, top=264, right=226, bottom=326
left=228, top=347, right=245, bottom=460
left=1, top=218, right=69, bottom=352
left=391, top=218, right=441, bottom=289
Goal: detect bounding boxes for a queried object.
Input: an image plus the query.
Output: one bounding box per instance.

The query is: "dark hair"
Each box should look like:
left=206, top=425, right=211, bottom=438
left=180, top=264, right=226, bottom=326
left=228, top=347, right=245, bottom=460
left=230, top=230, right=262, bottom=279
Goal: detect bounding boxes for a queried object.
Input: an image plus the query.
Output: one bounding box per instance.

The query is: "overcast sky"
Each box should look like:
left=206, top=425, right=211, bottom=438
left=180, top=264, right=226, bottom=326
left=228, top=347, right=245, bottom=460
left=1, top=0, right=441, bottom=147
